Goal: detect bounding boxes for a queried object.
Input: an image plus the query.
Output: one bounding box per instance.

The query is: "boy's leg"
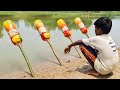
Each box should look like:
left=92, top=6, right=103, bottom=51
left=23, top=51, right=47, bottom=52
left=80, top=43, right=97, bottom=67
left=79, top=43, right=100, bottom=75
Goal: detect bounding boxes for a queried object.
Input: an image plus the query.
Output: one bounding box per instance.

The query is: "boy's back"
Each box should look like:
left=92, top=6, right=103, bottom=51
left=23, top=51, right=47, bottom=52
left=83, top=34, right=119, bottom=75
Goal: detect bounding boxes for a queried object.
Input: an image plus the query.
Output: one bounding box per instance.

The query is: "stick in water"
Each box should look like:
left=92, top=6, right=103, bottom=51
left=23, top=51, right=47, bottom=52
left=34, top=19, right=62, bottom=66
left=3, top=20, right=35, bottom=78
left=18, top=44, right=35, bottom=77
left=85, top=33, right=90, bottom=38
left=68, top=37, right=81, bottom=58
left=47, top=41, right=62, bottom=65
left=57, top=19, right=81, bottom=58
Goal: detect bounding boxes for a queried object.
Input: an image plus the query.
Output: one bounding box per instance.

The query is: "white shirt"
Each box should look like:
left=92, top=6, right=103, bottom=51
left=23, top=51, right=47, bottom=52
left=82, top=34, right=119, bottom=75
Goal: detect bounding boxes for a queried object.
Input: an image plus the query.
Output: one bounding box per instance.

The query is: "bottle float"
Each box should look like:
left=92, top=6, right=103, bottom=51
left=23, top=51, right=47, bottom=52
left=57, top=19, right=72, bottom=38
left=3, top=20, right=22, bottom=46
left=57, top=19, right=81, bottom=58
left=74, top=17, right=89, bottom=38
left=3, top=20, right=35, bottom=77
left=34, top=19, right=62, bottom=66
left=34, top=19, right=50, bottom=41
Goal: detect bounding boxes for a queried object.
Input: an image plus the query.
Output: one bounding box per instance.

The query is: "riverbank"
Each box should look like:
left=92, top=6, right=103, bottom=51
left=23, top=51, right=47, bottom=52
left=0, top=11, right=120, bottom=18
left=0, top=48, right=119, bottom=79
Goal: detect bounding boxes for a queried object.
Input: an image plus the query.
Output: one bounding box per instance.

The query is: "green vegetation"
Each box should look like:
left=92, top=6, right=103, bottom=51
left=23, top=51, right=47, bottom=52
left=0, top=11, right=120, bottom=38
left=0, top=11, right=120, bottom=18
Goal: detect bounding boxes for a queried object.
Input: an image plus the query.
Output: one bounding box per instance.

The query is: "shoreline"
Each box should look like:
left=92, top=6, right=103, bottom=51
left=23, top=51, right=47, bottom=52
left=0, top=48, right=120, bottom=79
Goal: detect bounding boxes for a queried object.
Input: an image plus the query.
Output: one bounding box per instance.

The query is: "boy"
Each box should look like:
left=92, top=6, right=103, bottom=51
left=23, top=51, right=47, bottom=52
left=64, top=17, right=119, bottom=76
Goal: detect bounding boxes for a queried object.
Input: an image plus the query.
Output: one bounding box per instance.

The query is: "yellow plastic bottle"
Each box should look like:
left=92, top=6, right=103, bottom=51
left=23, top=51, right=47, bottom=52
left=57, top=19, right=72, bottom=38
left=3, top=20, right=22, bottom=45
left=34, top=19, right=50, bottom=41
left=74, top=17, right=88, bottom=34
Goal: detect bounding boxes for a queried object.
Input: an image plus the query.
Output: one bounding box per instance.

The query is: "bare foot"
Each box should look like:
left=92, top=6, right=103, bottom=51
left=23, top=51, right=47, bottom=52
left=84, top=68, right=100, bottom=76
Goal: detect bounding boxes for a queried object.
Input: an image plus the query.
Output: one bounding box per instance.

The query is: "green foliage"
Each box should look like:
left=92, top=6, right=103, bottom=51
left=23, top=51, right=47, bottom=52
left=0, top=11, right=120, bottom=38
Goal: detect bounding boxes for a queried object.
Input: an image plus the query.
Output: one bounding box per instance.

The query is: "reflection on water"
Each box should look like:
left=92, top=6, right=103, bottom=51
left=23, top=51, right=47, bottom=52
left=0, top=16, right=120, bottom=72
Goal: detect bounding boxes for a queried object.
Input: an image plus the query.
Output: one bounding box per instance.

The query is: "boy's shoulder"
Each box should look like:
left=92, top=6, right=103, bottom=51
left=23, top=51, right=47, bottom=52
left=89, top=36, right=101, bottom=40
left=89, top=34, right=112, bottom=41
left=96, top=34, right=112, bottom=39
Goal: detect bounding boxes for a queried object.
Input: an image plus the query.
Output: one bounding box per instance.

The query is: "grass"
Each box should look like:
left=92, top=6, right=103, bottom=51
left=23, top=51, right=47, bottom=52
left=0, top=11, right=120, bottom=18
left=0, top=11, right=120, bottom=36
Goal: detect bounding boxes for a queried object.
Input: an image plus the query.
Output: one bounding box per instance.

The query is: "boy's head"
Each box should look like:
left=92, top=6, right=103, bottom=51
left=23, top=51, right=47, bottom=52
left=94, top=17, right=112, bottom=35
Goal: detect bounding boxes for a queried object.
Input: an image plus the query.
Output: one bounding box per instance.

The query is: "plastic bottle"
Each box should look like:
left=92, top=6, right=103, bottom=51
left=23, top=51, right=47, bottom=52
left=34, top=19, right=50, bottom=41
left=74, top=17, right=88, bottom=34
left=3, top=20, right=22, bottom=45
left=57, top=19, right=72, bottom=38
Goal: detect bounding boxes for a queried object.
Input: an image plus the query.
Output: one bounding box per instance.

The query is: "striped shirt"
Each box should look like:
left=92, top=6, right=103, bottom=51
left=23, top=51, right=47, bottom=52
left=82, top=34, right=119, bottom=75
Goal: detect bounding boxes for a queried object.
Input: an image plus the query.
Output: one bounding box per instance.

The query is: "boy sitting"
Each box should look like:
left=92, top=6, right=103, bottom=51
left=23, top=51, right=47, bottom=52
left=64, top=17, right=119, bottom=76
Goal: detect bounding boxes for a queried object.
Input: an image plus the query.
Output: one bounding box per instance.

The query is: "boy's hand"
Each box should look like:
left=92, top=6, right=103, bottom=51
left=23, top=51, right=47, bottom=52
left=64, top=46, right=71, bottom=54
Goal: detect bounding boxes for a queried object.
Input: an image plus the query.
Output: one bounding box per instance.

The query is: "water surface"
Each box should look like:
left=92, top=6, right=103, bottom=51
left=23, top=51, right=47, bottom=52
left=0, top=17, right=120, bottom=72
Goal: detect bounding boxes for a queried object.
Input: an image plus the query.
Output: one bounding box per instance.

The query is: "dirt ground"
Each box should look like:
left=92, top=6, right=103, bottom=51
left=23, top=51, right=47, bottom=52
left=0, top=48, right=120, bottom=79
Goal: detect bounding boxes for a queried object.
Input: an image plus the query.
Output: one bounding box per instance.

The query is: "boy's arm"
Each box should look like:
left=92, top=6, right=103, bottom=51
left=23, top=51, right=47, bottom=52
left=64, top=40, right=83, bottom=54
left=68, top=40, right=83, bottom=48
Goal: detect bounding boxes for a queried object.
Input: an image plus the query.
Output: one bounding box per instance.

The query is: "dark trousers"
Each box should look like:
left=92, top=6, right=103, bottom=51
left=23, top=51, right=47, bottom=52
left=79, top=43, right=97, bottom=68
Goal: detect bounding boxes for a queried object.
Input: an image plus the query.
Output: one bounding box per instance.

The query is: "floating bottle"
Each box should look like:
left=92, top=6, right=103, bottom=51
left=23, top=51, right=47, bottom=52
left=34, top=19, right=50, bottom=41
left=3, top=20, right=22, bottom=46
left=57, top=19, right=72, bottom=38
left=74, top=17, right=88, bottom=34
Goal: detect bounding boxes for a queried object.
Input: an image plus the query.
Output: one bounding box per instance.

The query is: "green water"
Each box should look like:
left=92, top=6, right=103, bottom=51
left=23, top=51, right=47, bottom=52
left=0, top=14, right=119, bottom=73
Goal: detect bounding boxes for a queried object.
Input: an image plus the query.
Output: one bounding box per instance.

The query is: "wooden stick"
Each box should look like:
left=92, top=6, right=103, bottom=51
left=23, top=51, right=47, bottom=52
left=47, top=40, right=62, bottom=66
left=68, top=37, right=81, bottom=58
left=85, top=33, right=90, bottom=38
left=18, top=45, right=35, bottom=77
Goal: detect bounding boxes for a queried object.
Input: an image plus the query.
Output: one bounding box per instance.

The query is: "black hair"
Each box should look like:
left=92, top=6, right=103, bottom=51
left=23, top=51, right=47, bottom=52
left=94, top=17, right=112, bottom=34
